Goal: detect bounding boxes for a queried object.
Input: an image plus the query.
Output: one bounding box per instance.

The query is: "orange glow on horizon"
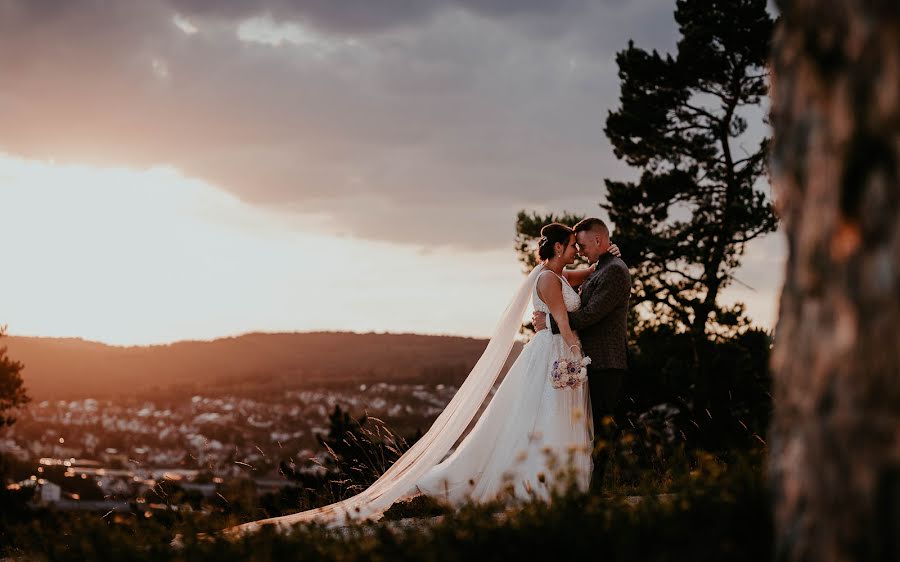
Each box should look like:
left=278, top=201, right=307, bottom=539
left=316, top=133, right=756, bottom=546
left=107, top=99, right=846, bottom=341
left=0, top=153, right=524, bottom=346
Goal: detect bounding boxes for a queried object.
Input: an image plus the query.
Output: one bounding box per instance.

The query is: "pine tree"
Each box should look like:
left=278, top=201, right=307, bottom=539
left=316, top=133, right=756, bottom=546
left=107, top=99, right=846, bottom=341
left=603, top=0, right=777, bottom=340
left=514, top=2, right=777, bottom=443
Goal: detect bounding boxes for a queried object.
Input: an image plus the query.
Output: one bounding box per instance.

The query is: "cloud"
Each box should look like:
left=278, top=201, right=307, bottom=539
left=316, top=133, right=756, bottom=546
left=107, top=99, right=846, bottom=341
left=0, top=0, right=785, bottom=331
left=166, top=0, right=596, bottom=35
left=0, top=0, right=682, bottom=249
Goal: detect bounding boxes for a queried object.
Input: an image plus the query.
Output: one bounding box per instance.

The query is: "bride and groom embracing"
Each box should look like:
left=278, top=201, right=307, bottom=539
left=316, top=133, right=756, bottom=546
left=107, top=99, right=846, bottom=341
left=228, top=218, right=631, bottom=536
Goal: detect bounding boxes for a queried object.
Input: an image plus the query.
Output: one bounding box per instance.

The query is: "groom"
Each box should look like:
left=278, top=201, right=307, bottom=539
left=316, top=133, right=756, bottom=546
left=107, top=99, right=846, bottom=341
left=532, top=217, right=631, bottom=492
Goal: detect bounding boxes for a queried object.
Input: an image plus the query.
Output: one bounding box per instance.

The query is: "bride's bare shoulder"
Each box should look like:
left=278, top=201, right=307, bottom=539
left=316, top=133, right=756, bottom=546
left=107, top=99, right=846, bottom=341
left=537, top=270, right=561, bottom=284
left=536, top=271, right=563, bottom=299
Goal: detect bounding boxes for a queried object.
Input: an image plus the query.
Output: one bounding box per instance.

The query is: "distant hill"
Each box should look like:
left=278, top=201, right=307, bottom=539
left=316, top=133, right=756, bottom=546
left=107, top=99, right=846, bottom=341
left=4, top=332, right=523, bottom=400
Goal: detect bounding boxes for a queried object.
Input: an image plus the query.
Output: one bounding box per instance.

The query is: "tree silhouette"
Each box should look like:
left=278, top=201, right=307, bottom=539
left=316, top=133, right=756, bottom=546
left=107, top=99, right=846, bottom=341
left=603, top=0, right=776, bottom=340
left=513, top=1, right=778, bottom=442
left=513, top=0, right=776, bottom=343
left=0, top=327, right=29, bottom=428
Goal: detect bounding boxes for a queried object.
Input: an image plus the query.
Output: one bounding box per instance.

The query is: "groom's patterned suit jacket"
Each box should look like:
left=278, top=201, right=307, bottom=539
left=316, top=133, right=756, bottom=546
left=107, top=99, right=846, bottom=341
left=551, top=253, right=631, bottom=370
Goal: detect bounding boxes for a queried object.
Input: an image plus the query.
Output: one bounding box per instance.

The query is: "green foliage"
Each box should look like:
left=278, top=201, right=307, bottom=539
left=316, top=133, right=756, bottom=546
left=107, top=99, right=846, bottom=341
left=0, top=456, right=35, bottom=537
left=214, top=479, right=262, bottom=521
left=382, top=494, right=451, bottom=521
left=317, top=405, right=417, bottom=490
left=0, top=452, right=771, bottom=562
left=0, top=326, right=29, bottom=428
left=275, top=405, right=419, bottom=510
left=603, top=0, right=777, bottom=338
left=0, top=398, right=771, bottom=561
left=621, top=326, right=772, bottom=453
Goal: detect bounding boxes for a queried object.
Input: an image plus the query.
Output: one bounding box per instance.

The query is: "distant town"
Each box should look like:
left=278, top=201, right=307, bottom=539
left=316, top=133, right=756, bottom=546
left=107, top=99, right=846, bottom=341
left=1, top=382, right=458, bottom=513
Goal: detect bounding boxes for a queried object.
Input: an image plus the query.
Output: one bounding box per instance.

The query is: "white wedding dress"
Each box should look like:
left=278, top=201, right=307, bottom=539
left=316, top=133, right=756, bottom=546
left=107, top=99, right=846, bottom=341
left=412, top=269, right=593, bottom=503
left=223, top=265, right=593, bottom=537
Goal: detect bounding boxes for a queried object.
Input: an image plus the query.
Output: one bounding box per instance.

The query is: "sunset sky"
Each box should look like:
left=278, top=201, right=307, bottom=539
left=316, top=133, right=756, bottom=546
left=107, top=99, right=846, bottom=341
left=0, top=0, right=783, bottom=346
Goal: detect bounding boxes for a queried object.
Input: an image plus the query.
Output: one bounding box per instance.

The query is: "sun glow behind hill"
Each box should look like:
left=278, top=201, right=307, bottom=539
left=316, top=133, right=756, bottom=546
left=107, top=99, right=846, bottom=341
left=0, top=153, right=524, bottom=346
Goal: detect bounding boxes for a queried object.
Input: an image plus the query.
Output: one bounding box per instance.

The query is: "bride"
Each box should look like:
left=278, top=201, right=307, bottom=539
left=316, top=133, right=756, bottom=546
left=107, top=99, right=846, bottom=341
left=224, top=223, right=618, bottom=536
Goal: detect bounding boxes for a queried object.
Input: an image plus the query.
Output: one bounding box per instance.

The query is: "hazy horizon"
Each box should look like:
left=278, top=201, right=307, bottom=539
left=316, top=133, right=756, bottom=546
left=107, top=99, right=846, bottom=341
left=6, top=327, right=499, bottom=348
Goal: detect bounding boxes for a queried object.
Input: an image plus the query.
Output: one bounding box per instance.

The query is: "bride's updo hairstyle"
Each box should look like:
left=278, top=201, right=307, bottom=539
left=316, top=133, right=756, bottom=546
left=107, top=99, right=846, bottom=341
left=537, top=223, right=574, bottom=261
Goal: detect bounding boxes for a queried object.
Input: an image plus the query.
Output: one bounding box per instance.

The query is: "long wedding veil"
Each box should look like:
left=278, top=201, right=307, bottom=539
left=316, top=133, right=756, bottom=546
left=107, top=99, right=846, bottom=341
left=224, top=264, right=546, bottom=536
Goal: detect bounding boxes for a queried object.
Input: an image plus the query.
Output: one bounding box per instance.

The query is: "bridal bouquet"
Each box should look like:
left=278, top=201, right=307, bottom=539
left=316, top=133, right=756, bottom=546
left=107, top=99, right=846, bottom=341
left=551, top=354, right=591, bottom=389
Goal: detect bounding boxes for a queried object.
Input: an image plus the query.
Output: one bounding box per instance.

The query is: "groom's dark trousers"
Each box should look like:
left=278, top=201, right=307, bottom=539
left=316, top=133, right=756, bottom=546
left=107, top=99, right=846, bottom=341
left=587, top=366, right=625, bottom=491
